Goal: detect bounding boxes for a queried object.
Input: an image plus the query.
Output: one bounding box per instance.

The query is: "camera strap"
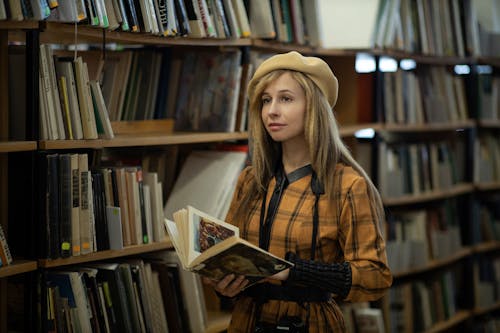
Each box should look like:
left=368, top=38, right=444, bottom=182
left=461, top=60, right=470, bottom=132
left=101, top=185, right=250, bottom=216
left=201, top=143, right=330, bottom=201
left=254, top=165, right=324, bottom=330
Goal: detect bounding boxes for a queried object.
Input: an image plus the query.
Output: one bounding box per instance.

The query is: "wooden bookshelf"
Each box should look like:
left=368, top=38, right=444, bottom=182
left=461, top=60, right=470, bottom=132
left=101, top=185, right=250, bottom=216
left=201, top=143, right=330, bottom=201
left=0, top=260, right=37, bottom=278
left=472, top=301, right=500, bottom=317
left=393, top=247, right=472, bottom=280
left=38, top=131, right=249, bottom=150
left=472, top=241, right=500, bottom=254
left=0, top=21, right=39, bottom=30
left=475, top=181, right=500, bottom=192
left=382, top=120, right=475, bottom=133
left=477, top=119, right=500, bottom=129
left=39, top=22, right=253, bottom=47
left=0, top=141, right=37, bottom=153
left=38, top=241, right=172, bottom=268
left=383, top=183, right=474, bottom=207
left=423, top=310, right=471, bottom=333
left=338, top=123, right=383, bottom=137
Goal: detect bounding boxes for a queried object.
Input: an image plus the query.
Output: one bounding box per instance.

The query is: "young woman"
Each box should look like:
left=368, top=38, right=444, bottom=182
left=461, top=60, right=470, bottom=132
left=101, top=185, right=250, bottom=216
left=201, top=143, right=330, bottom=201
left=204, top=51, right=392, bottom=332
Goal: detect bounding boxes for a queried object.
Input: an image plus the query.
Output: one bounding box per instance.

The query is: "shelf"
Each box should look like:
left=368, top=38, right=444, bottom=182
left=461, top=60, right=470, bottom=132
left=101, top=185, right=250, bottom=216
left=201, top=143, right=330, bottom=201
left=251, top=39, right=361, bottom=57
left=382, top=120, right=475, bottom=133
left=475, top=182, right=500, bottom=192
left=38, top=241, right=172, bottom=268
left=477, top=119, right=500, bottom=129
left=39, top=22, right=252, bottom=47
left=205, top=311, right=232, bottom=333
left=472, top=301, right=500, bottom=317
left=383, top=183, right=474, bottom=206
left=424, top=310, right=471, bottom=333
left=0, top=260, right=38, bottom=278
left=381, top=49, right=475, bottom=65
left=393, top=247, right=472, bottom=280
left=0, top=141, right=37, bottom=153
left=39, top=131, right=249, bottom=149
left=339, top=123, right=383, bottom=137
left=472, top=241, right=500, bottom=254
left=477, top=56, right=500, bottom=68
left=0, top=20, right=39, bottom=30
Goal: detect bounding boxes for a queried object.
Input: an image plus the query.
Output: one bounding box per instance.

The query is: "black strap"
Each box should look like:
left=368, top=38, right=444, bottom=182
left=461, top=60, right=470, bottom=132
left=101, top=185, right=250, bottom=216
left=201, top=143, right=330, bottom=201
left=254, top=166, right=324, bottom=328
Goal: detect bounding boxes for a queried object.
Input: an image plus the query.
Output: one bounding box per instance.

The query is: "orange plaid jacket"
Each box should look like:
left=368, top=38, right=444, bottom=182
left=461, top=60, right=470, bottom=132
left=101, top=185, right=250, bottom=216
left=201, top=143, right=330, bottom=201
left=224, top=163, right=392, bottom=333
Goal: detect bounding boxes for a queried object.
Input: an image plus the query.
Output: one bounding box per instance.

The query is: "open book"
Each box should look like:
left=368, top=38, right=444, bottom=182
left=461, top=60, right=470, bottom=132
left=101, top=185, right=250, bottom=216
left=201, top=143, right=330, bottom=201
left=164, top=205, right=293, bottom=286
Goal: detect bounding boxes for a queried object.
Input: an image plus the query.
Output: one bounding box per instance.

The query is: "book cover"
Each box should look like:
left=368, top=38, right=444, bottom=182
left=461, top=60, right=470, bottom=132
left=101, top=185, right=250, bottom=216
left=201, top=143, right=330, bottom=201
left=165, top=205, right=293, bottom=286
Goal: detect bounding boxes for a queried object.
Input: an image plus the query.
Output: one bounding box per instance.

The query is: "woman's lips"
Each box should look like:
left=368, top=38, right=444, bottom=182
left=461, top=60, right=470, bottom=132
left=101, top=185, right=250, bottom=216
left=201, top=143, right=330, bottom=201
left=268, top=123, right=285, bottom=131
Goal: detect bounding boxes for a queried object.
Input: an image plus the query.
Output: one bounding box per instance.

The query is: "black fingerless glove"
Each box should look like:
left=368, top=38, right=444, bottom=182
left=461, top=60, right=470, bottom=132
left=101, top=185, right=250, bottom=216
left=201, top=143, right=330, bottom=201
left=285, top=252, right=352, bottom=299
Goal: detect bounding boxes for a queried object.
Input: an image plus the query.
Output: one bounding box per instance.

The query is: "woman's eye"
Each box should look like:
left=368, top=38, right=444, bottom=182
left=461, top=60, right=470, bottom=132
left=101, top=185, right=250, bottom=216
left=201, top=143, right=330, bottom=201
left=281, top=96, right=292, bottom=102
left=262, top=98, right=271, bottom=104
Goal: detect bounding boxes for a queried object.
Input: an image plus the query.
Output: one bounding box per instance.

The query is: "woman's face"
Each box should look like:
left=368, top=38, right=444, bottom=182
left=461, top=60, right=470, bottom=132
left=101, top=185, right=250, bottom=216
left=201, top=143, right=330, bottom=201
left=261, top=72, right=307, bottom=145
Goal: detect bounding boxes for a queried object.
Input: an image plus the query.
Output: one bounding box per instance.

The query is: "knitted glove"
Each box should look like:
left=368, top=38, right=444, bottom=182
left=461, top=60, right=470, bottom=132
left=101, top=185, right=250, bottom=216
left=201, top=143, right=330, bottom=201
left=285, top=252, right=352, bottom=299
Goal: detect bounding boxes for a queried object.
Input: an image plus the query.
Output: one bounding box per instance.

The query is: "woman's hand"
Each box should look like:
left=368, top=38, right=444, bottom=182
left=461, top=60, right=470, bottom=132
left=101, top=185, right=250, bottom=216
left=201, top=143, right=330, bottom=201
left=202, top=274, right=249, bottom=298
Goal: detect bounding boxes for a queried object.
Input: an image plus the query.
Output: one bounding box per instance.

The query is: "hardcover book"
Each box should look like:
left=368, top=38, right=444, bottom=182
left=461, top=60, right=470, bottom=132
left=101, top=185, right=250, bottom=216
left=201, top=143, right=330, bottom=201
left=165, top=205, right=293, bottom=286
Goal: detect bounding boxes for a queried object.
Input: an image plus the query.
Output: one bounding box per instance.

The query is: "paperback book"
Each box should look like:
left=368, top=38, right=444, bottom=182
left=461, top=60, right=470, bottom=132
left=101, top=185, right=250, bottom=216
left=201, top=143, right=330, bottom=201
left=164, top=205, right=292, bottom=286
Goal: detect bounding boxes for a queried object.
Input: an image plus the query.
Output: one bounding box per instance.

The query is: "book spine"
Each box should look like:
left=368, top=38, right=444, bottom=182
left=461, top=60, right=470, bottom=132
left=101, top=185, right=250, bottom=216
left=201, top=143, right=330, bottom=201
left=71, top=153, right=81, bottom=256
left=136, top=169, right=149, bottom=244
left=0, top=224, right=13, bottom=265
left=59, top=154, right=73, bottom=258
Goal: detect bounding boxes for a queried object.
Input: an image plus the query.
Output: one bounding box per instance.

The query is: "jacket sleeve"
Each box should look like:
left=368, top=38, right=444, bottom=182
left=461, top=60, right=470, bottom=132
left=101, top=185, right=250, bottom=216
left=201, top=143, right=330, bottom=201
left=339, top=176, right=392, bottom=302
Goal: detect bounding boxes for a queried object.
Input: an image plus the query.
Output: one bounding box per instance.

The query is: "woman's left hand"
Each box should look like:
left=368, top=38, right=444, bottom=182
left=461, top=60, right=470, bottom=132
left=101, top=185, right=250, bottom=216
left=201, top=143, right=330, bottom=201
left=202, top=274, right=249, bottom=298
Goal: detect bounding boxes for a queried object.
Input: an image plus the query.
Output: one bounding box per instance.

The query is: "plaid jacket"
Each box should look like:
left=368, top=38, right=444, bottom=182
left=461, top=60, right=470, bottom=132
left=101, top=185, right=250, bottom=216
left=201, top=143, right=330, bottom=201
left=224, top=163, right=392, bottom=333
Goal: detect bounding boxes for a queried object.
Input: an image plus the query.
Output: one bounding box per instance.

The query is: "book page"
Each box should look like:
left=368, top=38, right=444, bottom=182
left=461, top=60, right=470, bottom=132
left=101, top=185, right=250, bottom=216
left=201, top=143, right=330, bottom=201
left=193, top=240, right=292, bottom=286
left=164, top=218, right=187, bottom=269
left=186, top=205, right=239, bottom=264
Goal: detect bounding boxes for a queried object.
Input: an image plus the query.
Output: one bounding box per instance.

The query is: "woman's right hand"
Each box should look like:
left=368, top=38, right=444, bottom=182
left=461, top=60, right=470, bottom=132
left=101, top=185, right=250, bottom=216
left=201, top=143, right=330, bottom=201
left=202, top=274, right=249, bottom=298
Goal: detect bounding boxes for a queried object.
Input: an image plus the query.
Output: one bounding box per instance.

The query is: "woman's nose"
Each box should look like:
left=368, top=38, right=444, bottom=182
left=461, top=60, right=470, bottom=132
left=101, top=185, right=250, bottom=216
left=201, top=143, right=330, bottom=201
left=267, top=100, right=279, bottom=116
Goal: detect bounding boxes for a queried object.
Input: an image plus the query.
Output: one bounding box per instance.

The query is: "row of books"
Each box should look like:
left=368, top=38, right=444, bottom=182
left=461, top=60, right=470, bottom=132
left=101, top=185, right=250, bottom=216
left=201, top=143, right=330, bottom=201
left=473, top=256, right=500, bottom=309
left=103, top=47, right=249, bottom=129
left=473, top=133, right=500, bottom=184
left=377, top=140, right=463, bottom=199
left=0, top=0, right=252, bottom=39
left=386, top=201, right=463, bottom=274
left=0, top=224, right=13, bottom=267
left=476, top=73, right=500, bottom=121
left=9, top=45, right=253, bottom=139
left=38, top=152, right=167, bottom=260
left=471, top=193, right=500, bottom=245
left=44, top=251, right=208, bottom=333
left=38, top=45, right=114, bottom=140
left=381, top=66, right=469, bottom=125
left=376, top=0, right=497, bottom=57
left=384, top=270, right=458, bottom=332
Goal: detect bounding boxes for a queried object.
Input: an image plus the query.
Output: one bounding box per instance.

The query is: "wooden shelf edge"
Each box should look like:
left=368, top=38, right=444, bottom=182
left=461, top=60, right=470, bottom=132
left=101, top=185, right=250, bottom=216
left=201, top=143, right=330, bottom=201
left=0, top=260, right=38, bottom=278
left=0, top=20, right=39, bottom=30
left=38, top=241, right=172, bottom=268
left=39, top=131, right=249, bottom=149
left=383, top=183, right=474, bottom=206
left=205, top=311, right=232, bottom=333
left=477, top=119, right=500, bottom=128
left=382, top=120, right=475, bottom=132
left=393, top=247, right=472, bottom=279
left=471, top=241, right=500, bottom=254
left=472, top=301, right=500, bottom=317
left=339, top=123, right=382, bottom=137
left=475, top=182, right=500, bottom=192
left=41, top=22, right=252, bottom=46
left=0, top=141, right=37, bottom=152
left=424, top=310, right=471, bottom=333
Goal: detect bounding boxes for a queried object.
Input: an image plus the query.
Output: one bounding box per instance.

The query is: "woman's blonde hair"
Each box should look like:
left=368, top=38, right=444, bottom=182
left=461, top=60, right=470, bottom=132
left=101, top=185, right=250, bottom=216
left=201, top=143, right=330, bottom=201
left=236, top=70, right=385, bottom=226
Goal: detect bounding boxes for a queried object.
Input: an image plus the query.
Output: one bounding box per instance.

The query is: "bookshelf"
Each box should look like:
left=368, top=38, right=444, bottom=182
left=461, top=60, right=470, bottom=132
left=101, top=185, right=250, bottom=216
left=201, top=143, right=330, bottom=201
left=1, top=0, right=499, bottom=332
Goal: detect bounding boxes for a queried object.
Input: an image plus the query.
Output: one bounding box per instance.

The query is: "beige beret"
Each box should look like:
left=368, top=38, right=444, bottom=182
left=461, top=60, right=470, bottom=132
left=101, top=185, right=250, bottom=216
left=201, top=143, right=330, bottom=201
left=248, top=51, right=338, bottom=107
